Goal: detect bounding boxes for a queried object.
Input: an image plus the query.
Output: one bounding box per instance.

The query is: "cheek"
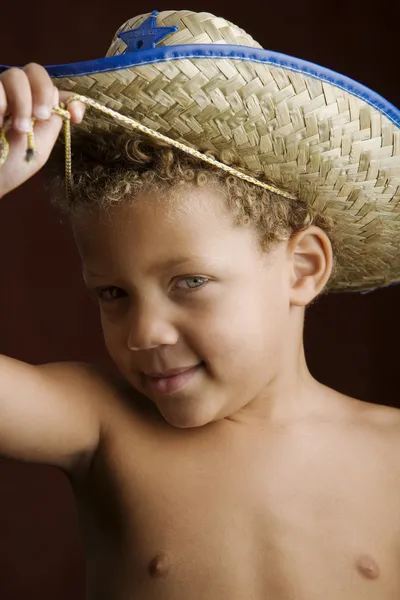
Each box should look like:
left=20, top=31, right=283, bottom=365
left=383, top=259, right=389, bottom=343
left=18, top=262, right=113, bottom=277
left=195, top=297, right=264, bottom=357
left=198, top=285, right=287, bottom=362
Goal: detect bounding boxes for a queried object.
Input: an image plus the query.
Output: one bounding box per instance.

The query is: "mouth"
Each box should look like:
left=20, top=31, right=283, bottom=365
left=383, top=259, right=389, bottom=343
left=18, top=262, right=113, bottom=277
left=142, top=362, right=204, bottom=395
left=144, top=364, right=200, bottom=378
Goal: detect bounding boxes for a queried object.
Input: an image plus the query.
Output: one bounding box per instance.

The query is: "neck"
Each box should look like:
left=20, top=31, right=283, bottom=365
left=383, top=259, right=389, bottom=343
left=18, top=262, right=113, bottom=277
left=227, top=308, right=325, bottom=426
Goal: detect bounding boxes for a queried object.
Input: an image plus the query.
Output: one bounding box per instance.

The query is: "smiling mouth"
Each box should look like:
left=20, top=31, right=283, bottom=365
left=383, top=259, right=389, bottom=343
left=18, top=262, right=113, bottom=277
left=142, top=363, right=204, bottom=394
left=144, top=364, right=201, bottom=379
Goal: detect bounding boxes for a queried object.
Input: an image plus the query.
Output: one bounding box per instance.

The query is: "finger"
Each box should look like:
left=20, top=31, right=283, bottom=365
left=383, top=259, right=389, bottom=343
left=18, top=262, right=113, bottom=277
left=2, top=68, right=32, bottom=133
left=58, top=90, right=87, bottom=124
left=23, top=63, right=54, bottom=121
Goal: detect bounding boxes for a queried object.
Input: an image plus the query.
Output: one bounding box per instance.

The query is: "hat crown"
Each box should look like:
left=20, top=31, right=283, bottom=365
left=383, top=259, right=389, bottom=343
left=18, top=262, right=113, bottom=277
left=49, top=8, right=400, bottom=292
left=106, top=10, right=262, bottom=57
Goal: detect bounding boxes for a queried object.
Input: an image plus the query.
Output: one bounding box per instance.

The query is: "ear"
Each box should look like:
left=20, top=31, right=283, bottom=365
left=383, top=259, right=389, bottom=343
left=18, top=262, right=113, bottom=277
left=287, top=226, right=333, bottom=306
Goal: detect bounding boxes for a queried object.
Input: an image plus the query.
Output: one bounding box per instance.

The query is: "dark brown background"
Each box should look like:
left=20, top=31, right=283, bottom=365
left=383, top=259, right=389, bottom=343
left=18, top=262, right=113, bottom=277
left=0, top=1, right=398, bottom=598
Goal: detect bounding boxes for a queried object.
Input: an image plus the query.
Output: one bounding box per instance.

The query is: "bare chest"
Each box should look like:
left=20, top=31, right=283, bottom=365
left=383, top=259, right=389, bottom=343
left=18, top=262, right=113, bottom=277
left=71, top=419, right=400, bottom=600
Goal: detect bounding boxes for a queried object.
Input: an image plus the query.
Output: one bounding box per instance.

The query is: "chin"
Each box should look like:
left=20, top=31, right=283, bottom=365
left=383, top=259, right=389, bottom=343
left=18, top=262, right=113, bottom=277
left=157, top=401, right=218, bottom=429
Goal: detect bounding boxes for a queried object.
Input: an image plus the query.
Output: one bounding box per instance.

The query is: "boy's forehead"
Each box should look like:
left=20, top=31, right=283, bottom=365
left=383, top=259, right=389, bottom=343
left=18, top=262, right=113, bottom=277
left=72, top=188, right=262, bottom=272
left=72, top=186, right=237, bottom=245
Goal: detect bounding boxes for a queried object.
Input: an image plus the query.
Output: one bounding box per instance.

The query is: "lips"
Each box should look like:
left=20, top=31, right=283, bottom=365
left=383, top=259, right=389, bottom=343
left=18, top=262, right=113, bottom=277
left=142, top=363, right=203, bottom=394
left=144, top=364, right=200, bottom=379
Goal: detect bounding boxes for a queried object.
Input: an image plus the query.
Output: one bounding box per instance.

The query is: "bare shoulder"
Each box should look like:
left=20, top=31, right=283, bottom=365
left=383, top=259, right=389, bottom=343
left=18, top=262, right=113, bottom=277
left=46, top=361, right=163, bottom=472
left=38, top=360, right=129, bottom=414
left=317, top=384, right=400, bottom=447
left=360, top=399, right=400, bottom=450
left=358, top=400, right=400, bottom=479
left=37, top=360, right=137, bottom=469
left=0, top=356, right=135, bottom=476
left=325, top=386, right=400, bottom=456
left=346, top=393, right=400, bottom=430
left=38, top=359, right=119, bottom=389
left=43, top=360, right=155, bottom=427
left=321, top=384, right=400, bottom=427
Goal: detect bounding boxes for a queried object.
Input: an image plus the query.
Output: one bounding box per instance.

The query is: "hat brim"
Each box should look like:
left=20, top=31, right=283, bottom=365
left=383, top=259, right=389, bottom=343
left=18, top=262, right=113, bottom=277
left=1, top=44, right=399, bottom=293
left=2, top=45, right=399, bottom=125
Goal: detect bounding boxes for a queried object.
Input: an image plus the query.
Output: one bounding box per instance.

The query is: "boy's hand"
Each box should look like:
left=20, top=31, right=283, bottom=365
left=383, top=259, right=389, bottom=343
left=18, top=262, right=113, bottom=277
left=0, top=63, right=86, bottom=199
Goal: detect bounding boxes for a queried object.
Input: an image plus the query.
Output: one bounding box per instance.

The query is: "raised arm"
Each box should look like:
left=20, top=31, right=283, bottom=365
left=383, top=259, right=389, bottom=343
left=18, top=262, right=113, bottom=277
left=0, top=356, right=102, bottom=475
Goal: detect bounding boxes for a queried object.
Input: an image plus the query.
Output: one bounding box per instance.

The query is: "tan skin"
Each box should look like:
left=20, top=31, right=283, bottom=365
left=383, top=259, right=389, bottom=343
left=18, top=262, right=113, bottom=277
left=1, top=64, right=400, bottom=599
left=69, top=191, right=400, bottom=600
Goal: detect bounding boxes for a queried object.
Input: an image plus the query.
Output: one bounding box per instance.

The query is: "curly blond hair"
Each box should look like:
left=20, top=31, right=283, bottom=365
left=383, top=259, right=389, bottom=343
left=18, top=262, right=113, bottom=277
left=43, top=128, right=339, bottom=286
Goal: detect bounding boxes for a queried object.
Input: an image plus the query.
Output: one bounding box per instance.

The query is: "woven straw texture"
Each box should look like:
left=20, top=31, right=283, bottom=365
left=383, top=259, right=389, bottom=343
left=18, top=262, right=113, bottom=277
left=53, top=10, right=400, bottom=292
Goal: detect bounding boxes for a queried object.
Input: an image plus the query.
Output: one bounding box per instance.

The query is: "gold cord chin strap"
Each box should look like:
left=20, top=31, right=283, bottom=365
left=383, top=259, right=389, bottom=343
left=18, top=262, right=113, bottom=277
left=0, top=93, right=297, bottom=202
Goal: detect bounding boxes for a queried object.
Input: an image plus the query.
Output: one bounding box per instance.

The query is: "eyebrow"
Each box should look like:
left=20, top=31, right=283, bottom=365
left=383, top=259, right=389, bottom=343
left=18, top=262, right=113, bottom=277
left=83, top=256, right=208, bottom=279
left=149, top=256, right=207, bottom=273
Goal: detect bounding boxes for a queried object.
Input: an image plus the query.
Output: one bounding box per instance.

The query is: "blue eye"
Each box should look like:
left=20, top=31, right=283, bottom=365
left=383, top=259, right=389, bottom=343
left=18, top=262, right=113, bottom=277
left=177, top=276, right=208, bottom=292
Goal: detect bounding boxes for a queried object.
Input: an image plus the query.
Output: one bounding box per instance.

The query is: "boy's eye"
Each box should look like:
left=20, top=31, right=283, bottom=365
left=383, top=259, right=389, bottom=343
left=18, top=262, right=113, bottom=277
left=94, top=286, right=125, bottom=302
left=92, top=276, right=208, bottom=302
left=175, top=276, right=208, bottom=291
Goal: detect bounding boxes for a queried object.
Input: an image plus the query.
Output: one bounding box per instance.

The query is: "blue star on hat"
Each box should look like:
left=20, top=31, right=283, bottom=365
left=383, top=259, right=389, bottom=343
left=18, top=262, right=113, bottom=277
left=118, top=10, right=178, bottom=52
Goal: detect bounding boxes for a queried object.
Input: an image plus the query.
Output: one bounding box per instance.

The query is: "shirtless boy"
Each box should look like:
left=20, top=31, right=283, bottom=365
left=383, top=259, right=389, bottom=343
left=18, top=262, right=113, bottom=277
left=1, top=9, right=400, bottom=600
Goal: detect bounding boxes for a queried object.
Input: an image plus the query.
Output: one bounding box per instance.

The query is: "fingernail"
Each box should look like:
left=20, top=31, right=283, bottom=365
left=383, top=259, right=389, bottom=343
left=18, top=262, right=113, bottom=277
left=14, top=118, right=32, bottom=132
left=34, top=105, right=51, bottom=119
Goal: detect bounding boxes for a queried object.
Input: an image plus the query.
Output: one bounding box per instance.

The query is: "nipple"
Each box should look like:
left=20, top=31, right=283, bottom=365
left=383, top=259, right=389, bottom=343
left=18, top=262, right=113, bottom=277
left=355, top=555, right=380, bottom=580
left=148, top=552, right=171, bottom=578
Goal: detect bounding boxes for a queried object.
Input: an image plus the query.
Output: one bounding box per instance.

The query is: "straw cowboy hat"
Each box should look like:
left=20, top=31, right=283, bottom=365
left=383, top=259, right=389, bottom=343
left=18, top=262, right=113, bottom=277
left=1, top=9, right=399, bottom=292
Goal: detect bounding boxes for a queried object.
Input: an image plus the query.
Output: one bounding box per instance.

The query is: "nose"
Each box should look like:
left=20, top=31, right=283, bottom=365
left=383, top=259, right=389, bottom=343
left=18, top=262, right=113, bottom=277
left=126, top=301, right=179, bottom=351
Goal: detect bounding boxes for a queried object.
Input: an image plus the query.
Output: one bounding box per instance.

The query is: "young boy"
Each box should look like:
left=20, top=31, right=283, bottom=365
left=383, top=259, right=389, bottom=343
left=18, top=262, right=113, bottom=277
left=1, top=9, right=400, bottom=600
